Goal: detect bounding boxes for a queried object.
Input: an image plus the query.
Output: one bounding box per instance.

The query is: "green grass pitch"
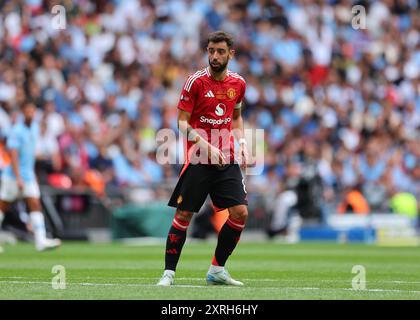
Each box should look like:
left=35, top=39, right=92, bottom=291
left=1, top=241, right=420, bottom=300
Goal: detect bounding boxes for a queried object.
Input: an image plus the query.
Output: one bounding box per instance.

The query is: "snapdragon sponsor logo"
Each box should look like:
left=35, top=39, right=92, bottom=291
left=200, top=116, right=232, bottom=125
left=155, top=128, right=265, bottom=176
left=200, top=104, right=231, bottom=125
left=215, top=103, right=226, bottom=116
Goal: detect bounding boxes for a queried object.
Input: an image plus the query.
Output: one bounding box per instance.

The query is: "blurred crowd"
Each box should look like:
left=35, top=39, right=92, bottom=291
left=0, top=0, right=419, bottom=216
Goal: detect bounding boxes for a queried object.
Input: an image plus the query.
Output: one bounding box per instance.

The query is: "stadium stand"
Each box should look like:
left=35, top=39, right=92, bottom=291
left=0, top=0, right=418, bottom=239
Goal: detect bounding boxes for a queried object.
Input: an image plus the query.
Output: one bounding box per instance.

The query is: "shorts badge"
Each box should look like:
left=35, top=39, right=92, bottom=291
left=177, top=195, right=183, bottom=204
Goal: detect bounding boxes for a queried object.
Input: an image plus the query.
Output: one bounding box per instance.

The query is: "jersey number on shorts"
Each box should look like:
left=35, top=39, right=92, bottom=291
left=242, top=178, right=247, bottom=194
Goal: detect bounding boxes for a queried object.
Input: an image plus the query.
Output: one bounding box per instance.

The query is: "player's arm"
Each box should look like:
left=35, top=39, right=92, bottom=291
left=178, top=75, right=226, bottom=165
left=232, top=105, right=248, bottom=168
left=7, top=129, right=24, bottom=190
left=178, top=109, right=227, bottom=165
left=10, top=148, right=24, bottom=190
left=232, top=106, right=245, bottom=141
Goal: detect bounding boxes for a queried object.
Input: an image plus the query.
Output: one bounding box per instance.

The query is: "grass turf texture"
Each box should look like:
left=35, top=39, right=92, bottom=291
left=0, top=241, right=420, bottom=300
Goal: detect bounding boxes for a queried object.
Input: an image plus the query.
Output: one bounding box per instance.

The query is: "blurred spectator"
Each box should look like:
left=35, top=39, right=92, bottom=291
left=35, top=116, right=61, bottom=182
left=0, top=0, right=417, bottom=217
left=337, top=186, right=371, bottom=215
left=390, top=192, right=418, bottom=219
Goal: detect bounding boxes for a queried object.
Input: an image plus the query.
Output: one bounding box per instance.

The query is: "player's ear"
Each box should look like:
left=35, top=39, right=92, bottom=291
left=229, top=49, right=235, bottom=59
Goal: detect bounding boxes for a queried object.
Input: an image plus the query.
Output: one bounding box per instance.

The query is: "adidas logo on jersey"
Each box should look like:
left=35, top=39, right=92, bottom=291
left=204, top=90, right=215, bottom=98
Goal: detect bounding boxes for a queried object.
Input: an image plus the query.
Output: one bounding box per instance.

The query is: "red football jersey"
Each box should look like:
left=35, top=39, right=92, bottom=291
left=178, top=67, right=246, bottom=165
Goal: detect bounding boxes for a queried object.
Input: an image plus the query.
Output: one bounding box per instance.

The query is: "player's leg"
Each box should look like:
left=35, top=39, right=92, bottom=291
left=207, top=165, right=248, bottom=286
left=0, top=175, right=18, bottom=227
left=212, top=204, right=248, bottom=267
left=207, top=204, right=247, bottom=286
left=157, top=164, right=211, bottom=286
left=0, top=200, right=11, bottom=253
left=25, top=196, right=61, bottom=251
left=24, top=181, right=61, bottom=251
left=157, top=209, right=193, bottom=286
left=0, top=200, right=10, bottom=231
left=0, top=175, right=17, bottom=252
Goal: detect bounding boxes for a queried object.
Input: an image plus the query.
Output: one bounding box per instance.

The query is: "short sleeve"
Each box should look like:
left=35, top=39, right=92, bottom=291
left=178, top=76, right=199, bottom=114
left=237, top=80, right=246, bottom=103
left=7, top=127, right=21, bottom=150
left=235, top=80, right=246, bottom=109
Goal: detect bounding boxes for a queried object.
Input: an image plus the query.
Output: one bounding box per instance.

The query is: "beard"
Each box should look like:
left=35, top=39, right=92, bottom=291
left=209, top=59, right=228, bottom=73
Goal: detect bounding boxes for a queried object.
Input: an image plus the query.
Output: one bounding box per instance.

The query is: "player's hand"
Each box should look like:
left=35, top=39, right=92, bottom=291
left=238, top=144, right=249, bottom=169
left=26, top=222, right=33, bottom=233
left=208, top=145, right=227, bottom=166
left=17, top=177, right=24, bottom=191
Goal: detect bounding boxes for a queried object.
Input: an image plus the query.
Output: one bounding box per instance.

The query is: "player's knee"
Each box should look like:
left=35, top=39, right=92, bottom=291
left=175, top=210, right=193, bottom=222
left=0, top=201, right=9, bottom=212
left=230, top=205, right=248, bottom=222
left=25, top=198, right=41, bottom=212
left=238, top=208, right=248, bottom=222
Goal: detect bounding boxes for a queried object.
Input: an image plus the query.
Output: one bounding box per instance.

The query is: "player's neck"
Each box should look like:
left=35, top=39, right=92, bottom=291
left=209, top=67, right=228, bottom=81
left=24, top=119, right=32, bottom=127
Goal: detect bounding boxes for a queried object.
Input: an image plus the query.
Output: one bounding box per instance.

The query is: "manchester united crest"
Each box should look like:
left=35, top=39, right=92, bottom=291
left=227, top=88, right=236, bottom=99
left=177, top=195, right=183, bottom=204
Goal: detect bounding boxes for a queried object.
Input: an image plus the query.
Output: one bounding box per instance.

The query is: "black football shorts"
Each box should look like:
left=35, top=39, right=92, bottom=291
left=168, top=164, right=248, bottom=213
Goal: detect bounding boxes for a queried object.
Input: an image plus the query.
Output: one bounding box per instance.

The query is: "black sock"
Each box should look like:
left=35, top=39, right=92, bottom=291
left=164, top=215, right=190, bottom=271
left=212, top=217, right=245, bottom=267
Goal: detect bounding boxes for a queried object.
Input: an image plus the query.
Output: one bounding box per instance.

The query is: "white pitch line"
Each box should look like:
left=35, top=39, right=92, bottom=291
left=283, top=287, right=420, bottom=294
left=1, top=280, right=420, bottom=294
left=0, top=280, right=212, bottom=289
left=2, top=276, right=420, bottom=285
left=276, top=287, right=420, bottom=294
left=343, top=288, right=420, bottom=294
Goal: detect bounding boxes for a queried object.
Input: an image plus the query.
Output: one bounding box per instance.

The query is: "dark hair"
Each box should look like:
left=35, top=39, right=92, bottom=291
left=207, top=31, right=234, bottom=48
left=21, top=100, right=36, bottom=109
